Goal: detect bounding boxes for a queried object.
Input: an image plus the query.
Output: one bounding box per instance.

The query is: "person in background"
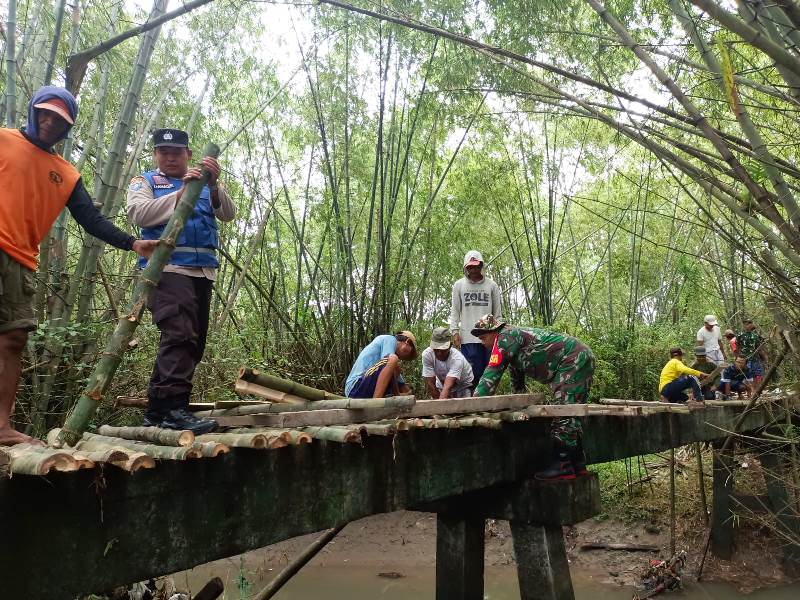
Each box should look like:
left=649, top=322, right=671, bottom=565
left=0, top=86, right=157, bottom=446
left=735, top=318, right=766, bottom=384
left=696, top=314, right=727, bottom=366
left=345, top=332, right=417, bottom=398
left=470, top=314, right=595, bottom=481
left=449, top=250, right=502, bottom=383
left=719, top=357, right=754, bottom=399
left=127, top=128, right=236, bottom=434
left=723, top=329, right=737, bottom=356
left=659, top=348, right=707, bottom=403
left=689, top=347, right=718, bottom=400
left=421, top=326, right=474, bottom=399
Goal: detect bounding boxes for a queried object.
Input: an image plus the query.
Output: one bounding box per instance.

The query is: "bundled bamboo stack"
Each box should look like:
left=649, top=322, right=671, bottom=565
left=48, top=429, right=156, bottom=472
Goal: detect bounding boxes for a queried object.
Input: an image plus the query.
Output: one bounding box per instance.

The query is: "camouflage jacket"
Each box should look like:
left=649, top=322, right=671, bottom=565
left=474, top=326, right=587, bottom=396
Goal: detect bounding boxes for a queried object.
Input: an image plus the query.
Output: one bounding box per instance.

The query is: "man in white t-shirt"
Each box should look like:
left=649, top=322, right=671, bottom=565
left=696, top=314, right=727, bottom=366
left=421, top=326, right=474, bottom=399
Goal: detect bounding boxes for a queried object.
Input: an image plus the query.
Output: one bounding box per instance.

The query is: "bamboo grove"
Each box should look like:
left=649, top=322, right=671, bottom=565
left=0, top=0, right=798, bottom=430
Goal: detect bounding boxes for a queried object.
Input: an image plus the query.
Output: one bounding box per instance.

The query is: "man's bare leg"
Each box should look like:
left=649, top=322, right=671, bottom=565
left=0, top=329, right=40, bottom=445
left=373, top=355, right=400, bottom=399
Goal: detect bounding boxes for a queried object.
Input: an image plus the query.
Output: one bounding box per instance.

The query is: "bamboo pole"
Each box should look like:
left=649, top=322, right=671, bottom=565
left=5, top=0, right=16, bottom=126
left=56, top=142, right=220, bottom=447
left=302, top=426, right=361, bottom=444
left=112, top=452, right=156, bottom=472
left=239, top=369, right=344, bottom=400
left=196, top=433, right=268, bottom=449
left=458, top=416, right=503, bottom=430
left=0, top=449, right=9, bottom=479
left=696, top=442, right=709, bottom=525
left=252, top=524, right=347, bottom=600
left=197, top=442, right=230, bottom=458
left=234, top=380, right=308, bottom=405
left=77, top=432, right=203, bottom=460
left=6, top=444, right=79, bottom=475
left=97, top=425, right=194, bottom=447
left=285, top=430, right=313, bottom=445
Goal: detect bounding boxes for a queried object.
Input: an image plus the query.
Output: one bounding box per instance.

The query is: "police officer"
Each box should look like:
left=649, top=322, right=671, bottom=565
left=127, top=128, right=236, bottom=433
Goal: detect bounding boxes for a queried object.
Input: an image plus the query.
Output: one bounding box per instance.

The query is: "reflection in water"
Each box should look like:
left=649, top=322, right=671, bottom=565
left=241, top=566, right=798, bottom=600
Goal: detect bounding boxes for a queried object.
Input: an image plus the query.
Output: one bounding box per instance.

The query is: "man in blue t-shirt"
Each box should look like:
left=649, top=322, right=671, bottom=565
left=720, top=357, right=753, bottom=399
left=345, top=331, right=417, bottom=398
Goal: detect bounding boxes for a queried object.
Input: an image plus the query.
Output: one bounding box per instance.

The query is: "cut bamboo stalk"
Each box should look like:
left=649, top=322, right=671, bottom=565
left=196, top=433, right=268, bottom=449
left=7, top=444, right=79, bottom=475
left=56, top=143, right=221, bottom=447
left=114, top=395, right=148, bottom=408
left=97, top=425, right=194, bottom=447
left=481, top=411, right=529, bottom=422
left=328, top=424, right=368, bottom=435
left=111, top=452, right=156, bottom=472
left=302, top=426, right=361, bottom=444
left=195, top=441, right=230, bottom=457
left=458, top=416, right=503, bottom=430
left=285, top=430, right=312, bottom=445
left=239, top=368, right=344, bottom=401
left=0, top=449, right=9, bottom=480
left=360, top=423, right=397, bottom=436
left=80, top=432, right=203, bottom=460
left=76, top=448, right=129, bottom=464
left=234, top=380, right=307, bottom=405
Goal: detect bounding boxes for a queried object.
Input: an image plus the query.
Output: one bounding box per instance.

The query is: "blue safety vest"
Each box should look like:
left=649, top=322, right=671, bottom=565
left=137, top=170, right=219, bottom=269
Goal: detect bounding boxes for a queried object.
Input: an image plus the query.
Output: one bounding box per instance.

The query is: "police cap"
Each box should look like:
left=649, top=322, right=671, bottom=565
left=153, top=128, right=189, bottom=148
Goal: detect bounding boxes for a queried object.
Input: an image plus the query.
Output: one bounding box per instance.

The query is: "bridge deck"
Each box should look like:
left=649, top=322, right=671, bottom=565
left=0, top=403, right=781, bottom=599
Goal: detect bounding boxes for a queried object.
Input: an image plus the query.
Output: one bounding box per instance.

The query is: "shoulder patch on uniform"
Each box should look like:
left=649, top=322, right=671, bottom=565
left=488, top=338, right=503, bottom=367
left=129, top=175, right=147, bottom=192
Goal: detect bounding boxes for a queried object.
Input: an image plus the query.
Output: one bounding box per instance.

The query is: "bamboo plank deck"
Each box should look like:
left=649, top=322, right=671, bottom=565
left=4, top=389, right=792, bottom=478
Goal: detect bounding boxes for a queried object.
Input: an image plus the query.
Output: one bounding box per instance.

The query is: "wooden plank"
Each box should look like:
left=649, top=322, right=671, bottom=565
left=212, top=394, right=544, bottom=427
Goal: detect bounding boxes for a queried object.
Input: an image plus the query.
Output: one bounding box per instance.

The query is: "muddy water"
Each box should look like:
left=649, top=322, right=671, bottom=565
left=179, top=564, right=800, bottom=599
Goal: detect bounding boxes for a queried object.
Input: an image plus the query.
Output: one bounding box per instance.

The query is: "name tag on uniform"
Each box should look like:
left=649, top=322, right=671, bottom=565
left=152, top=175, right=174, bottom=189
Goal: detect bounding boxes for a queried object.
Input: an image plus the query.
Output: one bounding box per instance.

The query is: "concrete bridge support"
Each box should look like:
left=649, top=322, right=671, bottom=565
left=433, top=474, right=600, bottom=600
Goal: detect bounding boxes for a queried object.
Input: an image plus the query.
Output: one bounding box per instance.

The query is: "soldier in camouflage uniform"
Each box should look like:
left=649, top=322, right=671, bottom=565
left=471, top=314, right=595, bottom=480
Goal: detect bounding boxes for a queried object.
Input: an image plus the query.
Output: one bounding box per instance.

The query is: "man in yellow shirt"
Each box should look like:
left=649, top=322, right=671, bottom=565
left=658, top=347, right=708, bottom=403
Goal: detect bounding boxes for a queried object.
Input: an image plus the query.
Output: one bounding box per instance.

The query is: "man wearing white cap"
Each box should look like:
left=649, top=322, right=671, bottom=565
left=696, top=314, right=727, bottom=366
left=421, top=326, right=474, bottom=399
left=449, top=250, right=502, bottom=382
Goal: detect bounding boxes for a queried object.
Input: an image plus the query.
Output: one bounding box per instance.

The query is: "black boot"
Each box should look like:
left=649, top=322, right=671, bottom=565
left=569, top=441, right=589, bottom=476
left=535, top=445, right=576, bottom=481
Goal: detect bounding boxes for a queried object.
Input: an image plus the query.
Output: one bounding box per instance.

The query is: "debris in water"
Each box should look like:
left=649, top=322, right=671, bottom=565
left=632, top=550, right=687, bottom=599
left=378, top=571, right=405, bottom=579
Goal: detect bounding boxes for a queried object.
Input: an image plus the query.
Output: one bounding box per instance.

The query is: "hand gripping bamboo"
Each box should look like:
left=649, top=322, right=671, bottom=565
left=55, top=143, right=221, bottom=447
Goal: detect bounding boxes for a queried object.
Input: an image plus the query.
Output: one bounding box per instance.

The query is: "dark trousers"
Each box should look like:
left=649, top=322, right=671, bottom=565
left=147, top=272, right=212, bottom=413
left=662, top=375, right=703, bottom=403
left=461, top=342, right=490, bottom=384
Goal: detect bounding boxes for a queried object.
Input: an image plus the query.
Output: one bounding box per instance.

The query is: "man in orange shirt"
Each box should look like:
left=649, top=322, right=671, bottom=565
left=0, top=86, right=157, bottom=446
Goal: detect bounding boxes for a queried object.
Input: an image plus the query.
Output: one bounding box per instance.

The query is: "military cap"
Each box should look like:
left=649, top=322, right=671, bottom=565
left=693, top=346, right=706, bottom=356
left=153, top=128, right=189, bottom=148
left=470, top=314, right=506, bottom=338
left=429, top=326, right=452, bottom=350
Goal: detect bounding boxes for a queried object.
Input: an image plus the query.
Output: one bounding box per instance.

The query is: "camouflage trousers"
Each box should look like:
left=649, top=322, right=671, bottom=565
left=550, top=343, right=595, bottom=448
